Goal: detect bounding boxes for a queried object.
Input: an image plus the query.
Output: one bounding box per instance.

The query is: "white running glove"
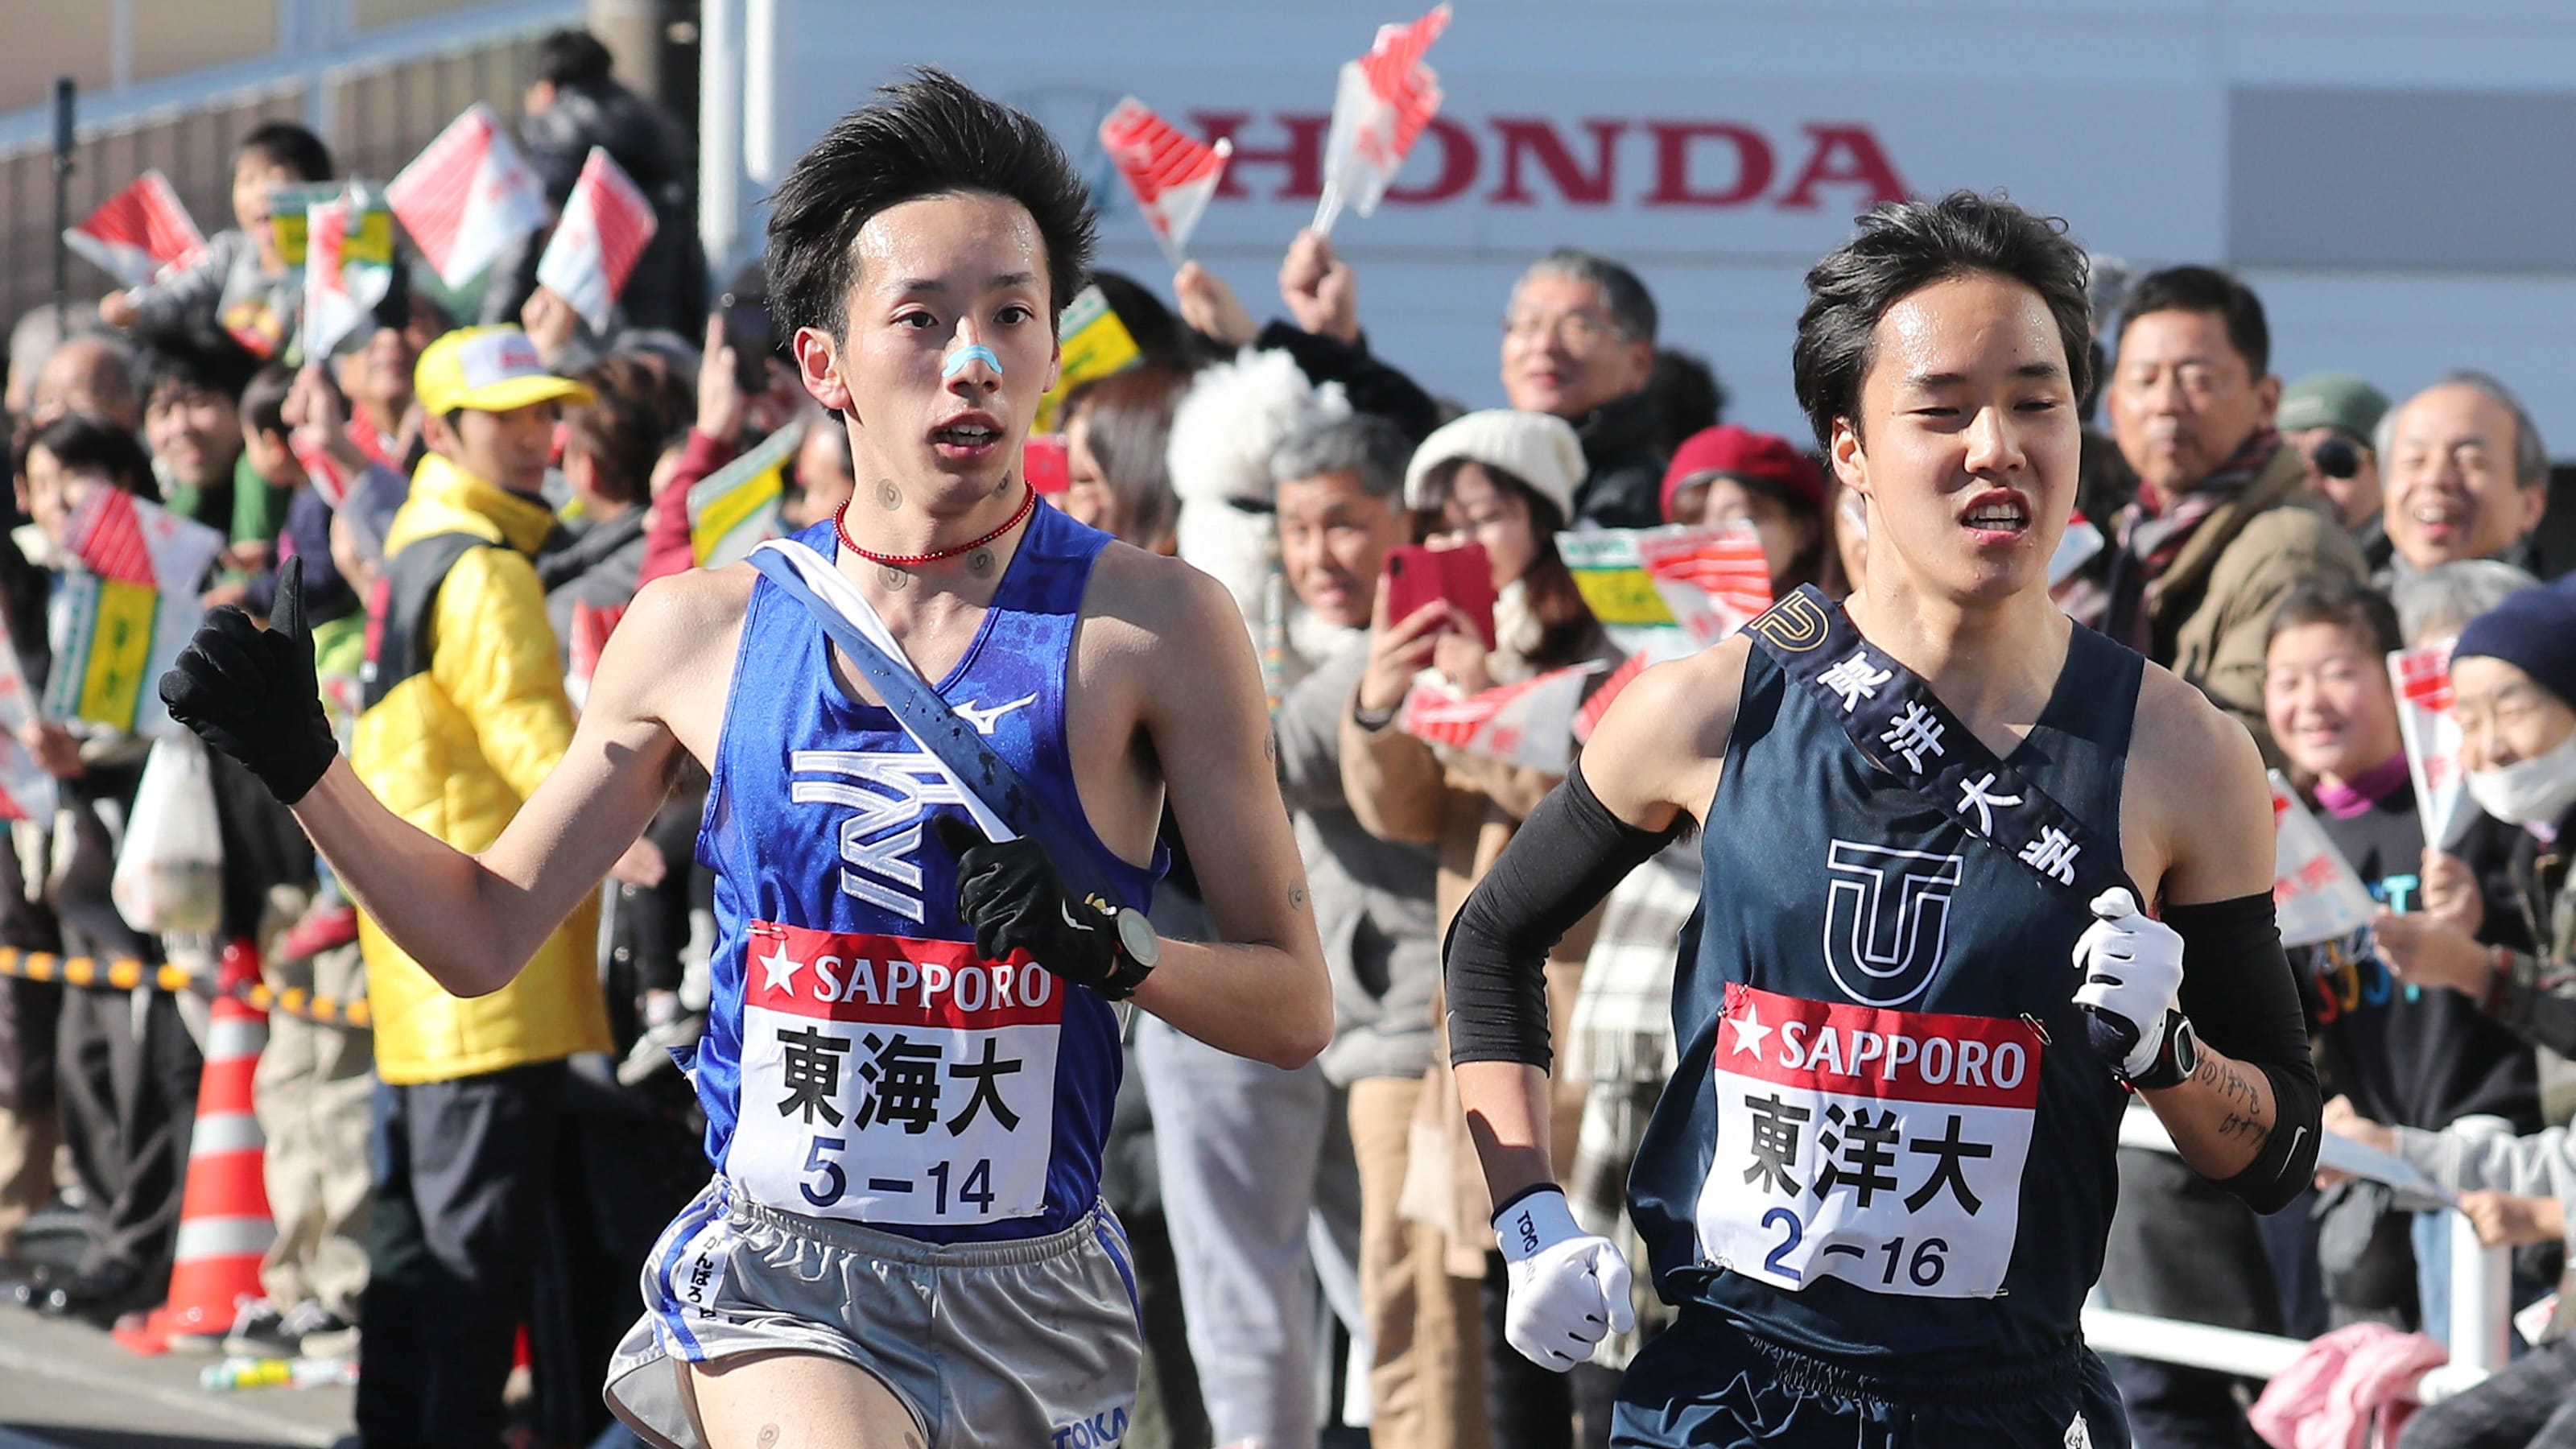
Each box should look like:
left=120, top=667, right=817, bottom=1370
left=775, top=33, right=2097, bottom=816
left=1495, top=1187, right=1633, bottom=1373
left=2070, top=887, right=2186, bottom=1079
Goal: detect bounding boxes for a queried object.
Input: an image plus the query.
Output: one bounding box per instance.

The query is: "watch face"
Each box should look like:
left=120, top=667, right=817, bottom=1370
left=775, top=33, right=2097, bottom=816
left=1116, top=908, right=1159, bottom=968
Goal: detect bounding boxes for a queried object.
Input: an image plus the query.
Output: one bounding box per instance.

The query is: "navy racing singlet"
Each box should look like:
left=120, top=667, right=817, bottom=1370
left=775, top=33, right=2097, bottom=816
left=691, top=505, right=1164, bottom=1244
left=1627, top=612, right=2141, bottom=1368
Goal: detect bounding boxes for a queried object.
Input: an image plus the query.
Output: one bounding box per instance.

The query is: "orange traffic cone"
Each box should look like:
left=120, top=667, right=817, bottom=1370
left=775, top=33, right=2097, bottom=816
left=114, top=939, right=275, bottom=1356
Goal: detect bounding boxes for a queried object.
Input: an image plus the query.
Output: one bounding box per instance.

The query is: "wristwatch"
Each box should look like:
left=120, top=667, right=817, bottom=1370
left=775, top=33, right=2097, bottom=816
left=1100, top=906, right=1160, bottom=1001
left=2126, top=1011, right=2200, bottom=1092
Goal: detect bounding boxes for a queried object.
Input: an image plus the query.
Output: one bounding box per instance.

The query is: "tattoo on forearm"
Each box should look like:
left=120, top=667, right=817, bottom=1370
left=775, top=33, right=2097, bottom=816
left=2194, top=1053, right=2274, bottom=1146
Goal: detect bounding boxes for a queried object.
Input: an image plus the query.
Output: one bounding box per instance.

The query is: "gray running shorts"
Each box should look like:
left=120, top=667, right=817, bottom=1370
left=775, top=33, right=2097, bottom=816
left=605, top=1178, right=1144, bottom=1449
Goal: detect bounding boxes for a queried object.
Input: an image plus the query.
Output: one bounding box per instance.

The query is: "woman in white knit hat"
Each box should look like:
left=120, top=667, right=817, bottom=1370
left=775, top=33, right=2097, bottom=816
left=1341, top=407, right=1618, bottom=1449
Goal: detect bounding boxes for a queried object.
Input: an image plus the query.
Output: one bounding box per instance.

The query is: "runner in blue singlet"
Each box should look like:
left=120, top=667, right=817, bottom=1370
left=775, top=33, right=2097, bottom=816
left=159, top=70, right=1331, bottom=1449
left=1440, top=192, right=2322, bottom=1447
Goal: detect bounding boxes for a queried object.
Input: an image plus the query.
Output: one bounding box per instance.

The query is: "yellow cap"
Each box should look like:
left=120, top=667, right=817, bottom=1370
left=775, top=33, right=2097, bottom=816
left=413, top=326, right=594, bottom=416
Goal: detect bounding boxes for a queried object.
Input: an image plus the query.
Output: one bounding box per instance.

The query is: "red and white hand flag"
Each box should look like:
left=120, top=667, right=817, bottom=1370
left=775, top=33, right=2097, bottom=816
left=387, top=103, right=551, bottom=288
left=1099, top=98, right=1232, bottom=267
left=1637, top=524, right=1773, bottom=646
left=535, top=147, right=659, bottom=332
left=2268, top=770, right=2380, bottom=947
left=1314, top=3, right=1452, bottom=236
left=2390, top=640, right=2479, bottom=851
left=1400, top=659, right=1603, bottom=772
left=64, top=171, right=206, bottom=290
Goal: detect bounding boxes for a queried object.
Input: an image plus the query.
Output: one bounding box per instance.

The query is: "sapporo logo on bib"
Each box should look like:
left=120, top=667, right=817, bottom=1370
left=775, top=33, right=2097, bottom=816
left=1698, top=984, right=2039, bottom=1298
left=731, top=921, right=1059, bottom=1225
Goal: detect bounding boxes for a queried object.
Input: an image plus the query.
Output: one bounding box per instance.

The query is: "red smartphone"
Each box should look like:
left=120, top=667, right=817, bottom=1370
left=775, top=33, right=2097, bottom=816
left=1022, top=434, right=1070, bottom=493
left=1383, top=543, right=1496, bottom=650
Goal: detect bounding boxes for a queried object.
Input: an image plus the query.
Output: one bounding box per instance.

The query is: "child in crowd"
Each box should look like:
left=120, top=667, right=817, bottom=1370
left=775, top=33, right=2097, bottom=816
left=101, top=122, right=335, bottom=362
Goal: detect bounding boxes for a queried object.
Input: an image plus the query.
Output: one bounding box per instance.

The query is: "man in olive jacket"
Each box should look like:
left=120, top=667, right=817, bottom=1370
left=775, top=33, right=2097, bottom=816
left=2087, top=265, right=2368, bottom=765
left=2087, top=266, right=2367, bottom=1449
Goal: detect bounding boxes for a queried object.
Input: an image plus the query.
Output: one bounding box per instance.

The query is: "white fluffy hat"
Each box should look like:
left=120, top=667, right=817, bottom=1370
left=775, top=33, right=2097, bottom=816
left=1166, top=348, right=1350, bottom=636
left=1403, top=409, right=1586, bottom=520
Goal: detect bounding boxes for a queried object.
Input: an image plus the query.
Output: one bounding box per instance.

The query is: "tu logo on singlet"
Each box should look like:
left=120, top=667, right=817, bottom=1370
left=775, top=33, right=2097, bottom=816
left=1821, top=840, right=1962, bottom=1007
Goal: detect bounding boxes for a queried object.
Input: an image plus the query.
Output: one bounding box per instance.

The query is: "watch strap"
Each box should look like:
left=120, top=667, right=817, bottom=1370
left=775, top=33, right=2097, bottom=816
left=2124, top=1011, right=2194, bottom=1092
left=1099, top=910, right=1154, bottom=1001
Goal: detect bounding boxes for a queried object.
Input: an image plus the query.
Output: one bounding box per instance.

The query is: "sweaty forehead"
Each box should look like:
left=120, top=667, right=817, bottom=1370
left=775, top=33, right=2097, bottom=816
left=848, top=192, right=1046, bottom=297
left=1870, top=273, right=2065, bottom=388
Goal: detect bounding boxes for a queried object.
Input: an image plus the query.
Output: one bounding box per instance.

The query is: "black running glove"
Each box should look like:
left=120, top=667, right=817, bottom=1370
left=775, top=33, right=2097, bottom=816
left=931, top=814, right=1122, bottom=992
left=158, top=557, right=337, bottom=804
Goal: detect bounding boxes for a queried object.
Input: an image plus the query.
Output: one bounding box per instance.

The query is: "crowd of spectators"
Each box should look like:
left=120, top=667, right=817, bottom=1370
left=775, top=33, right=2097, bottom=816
left=1, top=27, right=2574, bottom=1449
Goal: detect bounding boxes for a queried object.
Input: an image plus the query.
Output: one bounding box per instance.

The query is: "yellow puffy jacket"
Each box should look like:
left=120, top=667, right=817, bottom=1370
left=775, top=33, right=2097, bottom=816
left=352, top=453, right=610, bottom=1085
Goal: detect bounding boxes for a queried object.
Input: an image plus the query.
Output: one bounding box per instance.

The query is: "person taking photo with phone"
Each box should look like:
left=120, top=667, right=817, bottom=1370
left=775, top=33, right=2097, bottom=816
left=1343, top=407, right=1618, bottom=1449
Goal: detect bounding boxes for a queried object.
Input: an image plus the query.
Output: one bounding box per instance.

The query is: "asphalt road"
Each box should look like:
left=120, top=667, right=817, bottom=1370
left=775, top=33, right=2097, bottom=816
left=0, top=1215, right=349, bottom=1449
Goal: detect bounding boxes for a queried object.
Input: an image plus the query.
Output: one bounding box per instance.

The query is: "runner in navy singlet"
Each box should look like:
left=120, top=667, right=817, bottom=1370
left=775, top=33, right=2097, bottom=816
left=1440, top=193, right=2322, bottom=1447
left=159, top=72, right=1331, bottom=1449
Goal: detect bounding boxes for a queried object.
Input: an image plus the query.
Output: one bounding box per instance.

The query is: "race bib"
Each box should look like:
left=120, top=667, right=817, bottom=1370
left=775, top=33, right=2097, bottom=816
left=1698, top=985, right=2038, bottom=1299
left=729, top=921, right=1060, bottom=1226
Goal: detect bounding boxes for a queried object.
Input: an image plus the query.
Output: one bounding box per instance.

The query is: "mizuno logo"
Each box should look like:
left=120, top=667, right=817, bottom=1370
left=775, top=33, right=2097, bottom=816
left=955, top=693, right=1038, bottom=736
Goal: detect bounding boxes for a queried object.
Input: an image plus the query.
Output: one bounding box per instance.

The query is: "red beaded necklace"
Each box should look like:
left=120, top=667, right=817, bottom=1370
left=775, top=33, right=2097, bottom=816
left=834, top=484, right=1038, bottom=568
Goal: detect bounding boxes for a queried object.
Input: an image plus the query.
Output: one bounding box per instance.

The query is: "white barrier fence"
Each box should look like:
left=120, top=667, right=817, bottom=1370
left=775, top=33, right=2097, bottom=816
left=2083, top=1109, right=2506, bottom=1406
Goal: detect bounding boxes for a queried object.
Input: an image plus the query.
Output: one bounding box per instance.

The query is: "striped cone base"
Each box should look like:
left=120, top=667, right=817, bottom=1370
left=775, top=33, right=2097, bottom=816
left=116, top=940, right=275, bottom=1356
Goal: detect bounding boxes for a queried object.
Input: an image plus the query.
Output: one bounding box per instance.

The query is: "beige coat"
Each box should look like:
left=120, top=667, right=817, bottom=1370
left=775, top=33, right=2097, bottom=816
left=1342, top=699, right=1606, bottom=1276
left=2148, top=443, right=2368, bottom=764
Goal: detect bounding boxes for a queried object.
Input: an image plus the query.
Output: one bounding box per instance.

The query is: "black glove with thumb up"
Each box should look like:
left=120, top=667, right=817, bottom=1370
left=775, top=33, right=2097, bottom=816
left=158, top=556, right=338, bottom=803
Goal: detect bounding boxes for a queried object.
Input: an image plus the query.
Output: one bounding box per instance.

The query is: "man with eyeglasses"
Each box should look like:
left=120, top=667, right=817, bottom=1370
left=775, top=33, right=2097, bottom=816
left=2065, top=265, right=2366, bottom=766
left=1500, top=249, right=1670, bottom=530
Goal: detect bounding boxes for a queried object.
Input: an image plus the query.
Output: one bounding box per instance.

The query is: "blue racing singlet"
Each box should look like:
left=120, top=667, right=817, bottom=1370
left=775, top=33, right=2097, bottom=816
left=691, top=504, right=1164, bottom=1243
left=1628, top=616, right=2141, bottom=1368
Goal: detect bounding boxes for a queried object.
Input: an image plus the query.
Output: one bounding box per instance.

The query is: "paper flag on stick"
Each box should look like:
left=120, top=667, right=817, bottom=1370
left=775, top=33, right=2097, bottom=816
left=1401, top=659, right=1603, bottom=772
left=535, top=147, right=659, bottom=332
left=1314, top=3, right=1452, bottom=235
left=302, top=184, right=397, bottom=361
left=2390, top=641, right=2479, bottom=851
left=41, top=487, right=224, bottom=737
left=1100, top=98, right=1232, bottom=267
left=1635, top=524, right=1773, bottom=646
left=1032, top=286, right=1142, bottom=434
left=1559, top=523, right=1771, bottom=654
left=64, top=171, right=206, bottom=290
left=386, top=103, right=551, bottom=288
left=2268, top=770, right=2382, bottom=947
left=688, top=419, right=802, bottom=568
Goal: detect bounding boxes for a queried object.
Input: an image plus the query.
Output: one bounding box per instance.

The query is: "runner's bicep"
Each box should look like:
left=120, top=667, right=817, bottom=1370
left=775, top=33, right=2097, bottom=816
left=1581, top=645, right=1744, bottom=830
left=1149, top=576, right=1319, bottom=950
left=2153, top=696, right=2276, bottom=908
left=473, top=604, right=692, bottom=947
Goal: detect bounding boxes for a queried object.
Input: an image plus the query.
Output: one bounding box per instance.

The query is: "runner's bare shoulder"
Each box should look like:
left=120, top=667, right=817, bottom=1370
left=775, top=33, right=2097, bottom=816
left=1583, top=635, right=1752, bottom=828
left=590, top=563, right=758, bottom=765
left=1072, top=540, right=1255, bottom=674
left=2124, top=659, right=2270, bottom=899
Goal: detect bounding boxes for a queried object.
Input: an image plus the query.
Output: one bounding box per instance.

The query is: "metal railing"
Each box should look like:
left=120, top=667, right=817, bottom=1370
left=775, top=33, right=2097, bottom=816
left=2083, top=1109, right=2505, bottom=1406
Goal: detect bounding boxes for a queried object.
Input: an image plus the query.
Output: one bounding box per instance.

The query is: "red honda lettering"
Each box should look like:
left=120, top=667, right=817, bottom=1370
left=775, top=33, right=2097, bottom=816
left=1192, top=111, right=1330, bottom=200
left=1382, top=115, right=1480, bottom=204
left=1488, top=118, right=1625, bottom=205
left=1777, top=124, right=1909, bottom=210
left=1644, top=122, right=1775, bottom=207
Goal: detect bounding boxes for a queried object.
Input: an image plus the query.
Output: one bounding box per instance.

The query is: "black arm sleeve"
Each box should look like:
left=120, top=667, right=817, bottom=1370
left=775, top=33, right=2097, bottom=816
left=2168, top=892, right=2322, bottom=1215
left=1446, top=762, right=1682, bottom=1071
